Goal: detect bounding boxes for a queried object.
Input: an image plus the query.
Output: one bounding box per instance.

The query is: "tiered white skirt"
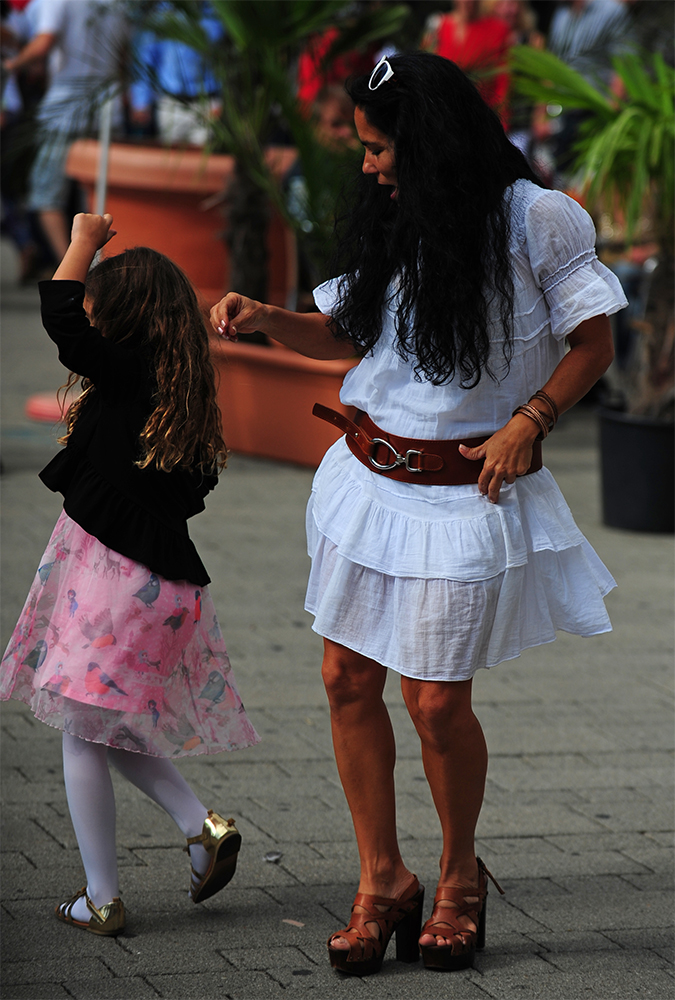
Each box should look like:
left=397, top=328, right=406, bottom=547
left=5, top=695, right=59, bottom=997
left=305, top=439, right=615, bottom=681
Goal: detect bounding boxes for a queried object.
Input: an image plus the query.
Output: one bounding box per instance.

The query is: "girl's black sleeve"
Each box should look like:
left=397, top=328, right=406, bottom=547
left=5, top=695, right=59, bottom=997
left=38, top=280, right=143, bottom=393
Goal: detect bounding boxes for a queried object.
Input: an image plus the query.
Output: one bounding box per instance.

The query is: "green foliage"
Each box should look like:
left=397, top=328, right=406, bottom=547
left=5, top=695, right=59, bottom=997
left=139, top=0, right=408, bottom=281
left=511, top=46, right=675, bottom=243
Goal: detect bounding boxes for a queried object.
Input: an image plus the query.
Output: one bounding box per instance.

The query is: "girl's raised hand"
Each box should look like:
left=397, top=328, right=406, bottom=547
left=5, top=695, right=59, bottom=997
left=70, top=213, right=117, bottom=250
left=210, top=293, right=268, bottom=341
left=53, top=213, right=117, bottom=282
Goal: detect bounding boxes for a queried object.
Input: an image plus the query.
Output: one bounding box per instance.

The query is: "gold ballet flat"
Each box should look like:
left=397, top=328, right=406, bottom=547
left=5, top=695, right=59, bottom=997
left=55, top=886, right=125, bottom=936
left=184, top=810, right=241, bottom=903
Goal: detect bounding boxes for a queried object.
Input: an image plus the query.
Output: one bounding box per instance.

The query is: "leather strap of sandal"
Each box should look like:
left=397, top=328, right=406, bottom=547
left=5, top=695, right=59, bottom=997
left=427, top=883, right=483, bottom=918
left=331, top=879, right=421, bottom=962
left=477, top=857, right=505, bottom=895
left=424, top=860, right=504, bottom=939
left=423, top=883, right=483, bottom=950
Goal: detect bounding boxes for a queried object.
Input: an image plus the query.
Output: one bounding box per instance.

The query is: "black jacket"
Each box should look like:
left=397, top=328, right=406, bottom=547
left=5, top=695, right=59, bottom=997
left=38, top=281, right=217, bottom=585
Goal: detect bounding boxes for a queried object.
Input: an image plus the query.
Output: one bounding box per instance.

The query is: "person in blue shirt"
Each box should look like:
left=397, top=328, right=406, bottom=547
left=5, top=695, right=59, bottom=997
left=129, top=2, right=224, bottom=145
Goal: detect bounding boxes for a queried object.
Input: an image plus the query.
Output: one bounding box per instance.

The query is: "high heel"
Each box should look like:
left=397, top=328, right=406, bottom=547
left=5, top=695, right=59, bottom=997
left=55, top=886, right=125, bottom=936
left=328, top=876, right=425, bottom=976
left=184, top=810, right=241, bottom=903
left=420, top=858, right=504, bottom=971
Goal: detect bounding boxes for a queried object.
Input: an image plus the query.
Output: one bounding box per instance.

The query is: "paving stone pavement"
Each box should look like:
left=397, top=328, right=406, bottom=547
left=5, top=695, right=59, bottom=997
left=1, top=239, right=673, bottom=999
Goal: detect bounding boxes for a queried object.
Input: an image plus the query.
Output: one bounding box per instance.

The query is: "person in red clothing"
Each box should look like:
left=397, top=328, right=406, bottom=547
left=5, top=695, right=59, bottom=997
left=422, top=0, right=511, bottom=126
left=297, top=25, right=377, bottom=111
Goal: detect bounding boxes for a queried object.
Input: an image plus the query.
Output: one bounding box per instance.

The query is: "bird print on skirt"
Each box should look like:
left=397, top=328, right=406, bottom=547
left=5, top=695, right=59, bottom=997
left=0, top=512, right=260, bottom=757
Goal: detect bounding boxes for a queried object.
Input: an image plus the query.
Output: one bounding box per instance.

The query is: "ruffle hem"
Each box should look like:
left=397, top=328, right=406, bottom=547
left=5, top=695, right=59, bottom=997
left=304, top=440, right=615, bottom=680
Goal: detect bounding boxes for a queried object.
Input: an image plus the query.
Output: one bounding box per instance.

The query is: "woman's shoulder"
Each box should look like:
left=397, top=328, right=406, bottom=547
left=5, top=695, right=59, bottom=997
left=509, top=179, right=591, bottom=227
left=508, top=180, right=595, bottom=254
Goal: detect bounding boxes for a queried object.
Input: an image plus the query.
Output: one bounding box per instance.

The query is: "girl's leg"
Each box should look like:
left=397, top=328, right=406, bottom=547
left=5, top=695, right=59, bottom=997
left=106, top=747, right=210, bottom=876
left=400, top=676, right=488, bottom=947
left=322, top=638, right=415, bottom=948
left=61, top=732, right=119, bottom=921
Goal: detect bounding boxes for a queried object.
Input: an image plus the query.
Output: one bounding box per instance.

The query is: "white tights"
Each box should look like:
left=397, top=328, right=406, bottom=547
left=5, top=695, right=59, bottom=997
left=61, top=732, right=210, bottom=920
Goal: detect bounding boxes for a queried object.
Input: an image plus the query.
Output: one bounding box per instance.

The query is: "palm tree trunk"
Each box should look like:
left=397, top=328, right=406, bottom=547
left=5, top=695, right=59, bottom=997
left=224, top=162, right=270, bottom=343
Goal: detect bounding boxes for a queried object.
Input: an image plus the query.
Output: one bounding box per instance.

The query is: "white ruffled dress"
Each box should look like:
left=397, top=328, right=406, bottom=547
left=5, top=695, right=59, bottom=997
left=305, top=180, right=628, bottom=681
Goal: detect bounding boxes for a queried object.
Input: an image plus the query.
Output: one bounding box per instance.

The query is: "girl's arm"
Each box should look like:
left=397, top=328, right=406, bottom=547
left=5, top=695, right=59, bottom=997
left=210, top=292, right=355, bottom=360
left=42, top=214, right=131, bottom=385
left=459, top=314, right=615, bottom=503
left=53, top=214, right=116, bottom=283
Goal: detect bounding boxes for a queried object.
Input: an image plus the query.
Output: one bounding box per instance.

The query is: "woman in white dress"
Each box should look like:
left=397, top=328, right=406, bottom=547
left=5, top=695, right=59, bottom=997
left=211, top=52, right=627, bottom=977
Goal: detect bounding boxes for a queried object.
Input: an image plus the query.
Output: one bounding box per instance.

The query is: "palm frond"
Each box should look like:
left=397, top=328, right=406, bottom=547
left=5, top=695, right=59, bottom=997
left=510, top=46, right=614, bottom=116
left=512, top=46, right=675, bottom=242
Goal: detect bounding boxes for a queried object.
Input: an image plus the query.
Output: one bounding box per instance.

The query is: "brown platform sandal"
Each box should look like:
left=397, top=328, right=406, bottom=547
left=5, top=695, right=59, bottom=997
left=328, top=876, right=425, bottom=976
left=185, top=810, right=241, bottom=903
left=55, top=886, right=125, bottom=936
left=420, top=858, right=504, bottom=971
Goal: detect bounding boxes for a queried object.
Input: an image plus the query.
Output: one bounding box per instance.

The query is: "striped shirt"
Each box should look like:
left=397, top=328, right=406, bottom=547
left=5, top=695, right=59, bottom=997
left=549, top=0, right=633, bottom=84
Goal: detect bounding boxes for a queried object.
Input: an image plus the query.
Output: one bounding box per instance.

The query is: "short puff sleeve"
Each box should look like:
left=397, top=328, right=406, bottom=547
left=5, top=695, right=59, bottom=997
left=313, top=276, right=342, bottom=317
left=525, top=190, right=627, bottom=340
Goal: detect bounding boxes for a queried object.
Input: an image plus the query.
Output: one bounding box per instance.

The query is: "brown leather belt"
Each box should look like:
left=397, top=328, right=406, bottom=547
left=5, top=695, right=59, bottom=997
left=312, top=404, right=542, bottom=485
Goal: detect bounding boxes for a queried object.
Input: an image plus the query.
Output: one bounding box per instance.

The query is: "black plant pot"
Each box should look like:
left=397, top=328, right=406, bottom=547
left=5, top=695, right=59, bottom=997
left=599, top=409, right=674, bottom=533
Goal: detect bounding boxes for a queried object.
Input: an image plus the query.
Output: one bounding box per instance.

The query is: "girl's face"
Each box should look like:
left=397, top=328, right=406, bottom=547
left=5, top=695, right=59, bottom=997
left=354, top=107, right=398, bottom=196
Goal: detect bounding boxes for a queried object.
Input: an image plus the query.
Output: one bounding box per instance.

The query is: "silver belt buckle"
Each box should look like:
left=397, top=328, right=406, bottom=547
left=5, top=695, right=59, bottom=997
left=369, top=438, right=424, bottom=473
left=404, top=449, right=423, bottom=472
left=369, top=437, right=402, bottom=471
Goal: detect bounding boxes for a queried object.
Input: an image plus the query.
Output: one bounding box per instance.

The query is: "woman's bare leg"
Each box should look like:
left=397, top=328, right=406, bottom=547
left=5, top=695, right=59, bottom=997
left=322, top=638, right=415, bottom=947
left=400, top=676, right=488, bottom=947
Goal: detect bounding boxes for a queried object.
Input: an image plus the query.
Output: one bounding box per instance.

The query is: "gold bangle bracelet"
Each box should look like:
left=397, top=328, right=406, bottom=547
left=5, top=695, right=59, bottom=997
left=529, top=389, right=559, bottom=426
left=512, top=403, right=550, bottom=440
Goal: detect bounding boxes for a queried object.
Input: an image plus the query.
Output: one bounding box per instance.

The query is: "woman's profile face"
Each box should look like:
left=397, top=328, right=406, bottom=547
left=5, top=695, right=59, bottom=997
left=354, top=107, right=397, bottom=195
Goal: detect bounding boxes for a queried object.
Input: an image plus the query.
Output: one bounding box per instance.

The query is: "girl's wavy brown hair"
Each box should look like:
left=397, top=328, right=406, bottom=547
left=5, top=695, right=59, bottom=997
left=58, top=247, right=226, bottom=473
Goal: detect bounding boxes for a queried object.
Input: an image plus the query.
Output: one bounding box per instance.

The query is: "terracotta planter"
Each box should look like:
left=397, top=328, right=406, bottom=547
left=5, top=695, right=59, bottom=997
left=212, top=338, right=358, bottom=467
left=65, top=139, right=298, bottom=307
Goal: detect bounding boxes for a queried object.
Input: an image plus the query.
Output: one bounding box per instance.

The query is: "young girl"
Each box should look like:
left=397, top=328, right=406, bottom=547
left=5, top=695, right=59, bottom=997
left=1, top=213, right=259, bottom=936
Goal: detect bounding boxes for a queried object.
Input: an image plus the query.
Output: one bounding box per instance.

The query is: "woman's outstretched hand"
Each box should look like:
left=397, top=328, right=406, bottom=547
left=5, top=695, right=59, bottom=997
left=459, top=414, right=539, bottom=504
left=210, top=293, right=269, bottom=341
left=210, top=293, right=353, bottom=360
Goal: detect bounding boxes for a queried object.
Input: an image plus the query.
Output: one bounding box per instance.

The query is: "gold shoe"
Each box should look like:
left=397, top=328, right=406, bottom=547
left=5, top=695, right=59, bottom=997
left=184, top=810, right=241, bottom=904
left=55, top=886, right=125, bottom=936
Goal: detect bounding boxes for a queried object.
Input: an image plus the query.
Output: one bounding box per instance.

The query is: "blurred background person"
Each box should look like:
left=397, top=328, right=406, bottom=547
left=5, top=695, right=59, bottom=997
left=534, top=0, right=635, bottom=185
left=1, top=0, right=52, bottom=281
left=286, top=83, right=360, bottom=310
left=483, top=0, right=548, bottom=176
left=2, top=0, right=128, bottom=264
left=128, top=1, right=224, bottom=146
left=422, top=0, right=511, bottom=127
left=297, top=20, right=378, bottom=113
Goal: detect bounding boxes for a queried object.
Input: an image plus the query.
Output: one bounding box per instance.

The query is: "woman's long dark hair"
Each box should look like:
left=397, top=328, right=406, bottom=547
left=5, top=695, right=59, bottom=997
left=330, top=52, right=543, bottom=386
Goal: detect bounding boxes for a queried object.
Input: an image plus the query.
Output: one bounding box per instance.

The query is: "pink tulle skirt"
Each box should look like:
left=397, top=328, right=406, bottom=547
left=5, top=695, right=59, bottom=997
left=0, top=511, right=260, bottom=757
